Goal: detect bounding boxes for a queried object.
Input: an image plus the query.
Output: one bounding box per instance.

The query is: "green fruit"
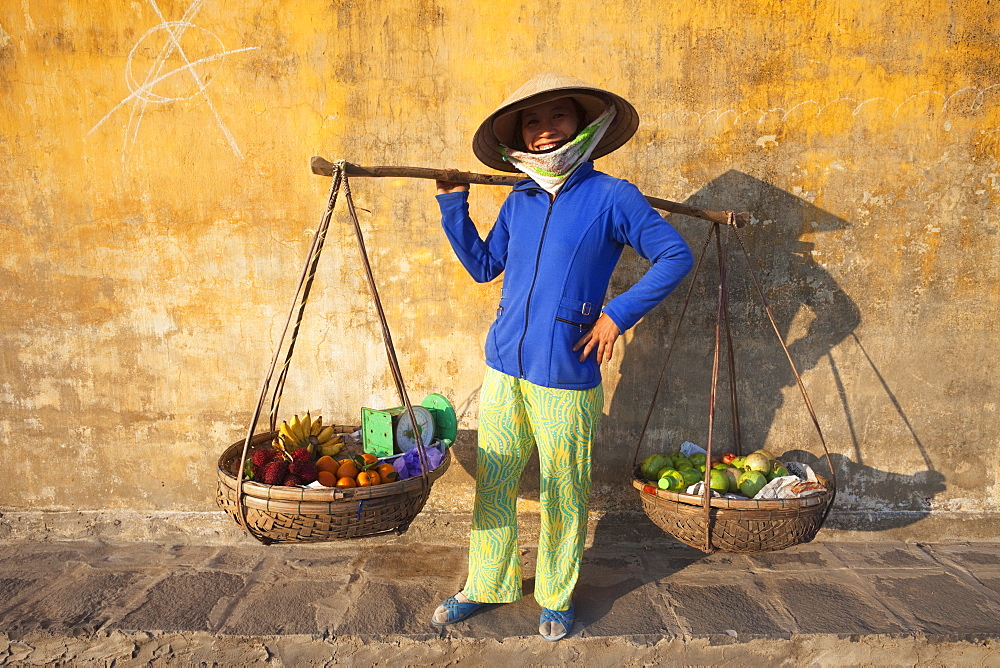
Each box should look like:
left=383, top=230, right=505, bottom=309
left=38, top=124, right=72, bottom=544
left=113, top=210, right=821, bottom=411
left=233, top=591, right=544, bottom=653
left=658, top=469, right=685, bottom=491
left=680, top=468, right=702, bottom=486
left=771, top=463, right=791, bottom=479
left=722, top=467, right=740, bottom=493
left=709, top=469, right=730, bottom=493
left=688, top=452, right=707, bottom=468
left=712, top=462, right=728, bottom=470
left=697, top=463, right=706, bottom=473
left=675, top=458, right=695, bottom=471
left=737, top=470, right=768, bottom=498
left=730, top=456, right=746, bottom=469
left=640, top=454, right=671, bottom=481
left=744, top=452, right=772, bottom=473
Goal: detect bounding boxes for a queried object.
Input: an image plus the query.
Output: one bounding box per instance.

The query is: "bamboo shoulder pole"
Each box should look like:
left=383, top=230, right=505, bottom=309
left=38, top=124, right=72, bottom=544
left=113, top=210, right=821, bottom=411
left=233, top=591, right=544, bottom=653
left=310, top=157, right=748, bottom=227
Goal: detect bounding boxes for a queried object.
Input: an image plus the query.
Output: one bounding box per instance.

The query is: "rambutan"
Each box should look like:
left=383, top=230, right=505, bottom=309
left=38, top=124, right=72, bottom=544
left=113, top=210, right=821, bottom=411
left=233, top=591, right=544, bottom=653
left=252, top=449, right=276, bottom=468
left=291, top=447, right=312, bottom=463
left=283, top=475, right=302, bottom=487
left=262, top=460, right=289, bottom=486
left=289, top=461, right=318, bottom=484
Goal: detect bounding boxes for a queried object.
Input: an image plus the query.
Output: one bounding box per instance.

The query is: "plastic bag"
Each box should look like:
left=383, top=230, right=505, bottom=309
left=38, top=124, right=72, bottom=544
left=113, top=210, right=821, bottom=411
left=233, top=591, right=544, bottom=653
left=392, top=444, right=444, bottom=480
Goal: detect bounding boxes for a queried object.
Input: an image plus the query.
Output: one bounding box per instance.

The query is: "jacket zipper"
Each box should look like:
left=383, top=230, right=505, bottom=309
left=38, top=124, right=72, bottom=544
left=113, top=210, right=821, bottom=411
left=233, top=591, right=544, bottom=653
left=555, top=316, right=588, bottom=331
left=518, top=198, right=555, bottom=378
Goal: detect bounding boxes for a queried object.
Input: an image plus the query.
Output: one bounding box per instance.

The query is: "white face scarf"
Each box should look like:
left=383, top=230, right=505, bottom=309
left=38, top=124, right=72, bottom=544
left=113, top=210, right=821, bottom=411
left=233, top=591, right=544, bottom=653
left=499, top=104, right=617, bottom=196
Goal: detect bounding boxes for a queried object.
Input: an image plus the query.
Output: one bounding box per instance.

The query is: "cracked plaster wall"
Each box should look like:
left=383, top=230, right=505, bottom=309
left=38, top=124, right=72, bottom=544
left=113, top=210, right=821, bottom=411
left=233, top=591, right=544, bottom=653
left=0, top=0, right=997, bottom=535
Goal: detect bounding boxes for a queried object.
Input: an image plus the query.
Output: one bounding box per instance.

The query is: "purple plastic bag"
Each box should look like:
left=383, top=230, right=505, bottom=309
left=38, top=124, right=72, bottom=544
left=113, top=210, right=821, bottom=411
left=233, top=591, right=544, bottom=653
left=395, top=445, right=443, bottom=480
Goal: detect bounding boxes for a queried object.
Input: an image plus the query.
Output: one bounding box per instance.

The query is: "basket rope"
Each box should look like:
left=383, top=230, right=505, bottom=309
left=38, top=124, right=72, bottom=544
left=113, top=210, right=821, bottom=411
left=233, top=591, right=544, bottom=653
left=630, top=213, right=838, bottom=552
left=233, top=161, right=432, bottom=544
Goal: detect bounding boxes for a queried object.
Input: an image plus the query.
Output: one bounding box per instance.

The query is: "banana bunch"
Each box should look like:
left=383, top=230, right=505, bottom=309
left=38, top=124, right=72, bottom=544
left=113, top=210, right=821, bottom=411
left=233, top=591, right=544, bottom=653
left=274, top=412, right=343, bottom=458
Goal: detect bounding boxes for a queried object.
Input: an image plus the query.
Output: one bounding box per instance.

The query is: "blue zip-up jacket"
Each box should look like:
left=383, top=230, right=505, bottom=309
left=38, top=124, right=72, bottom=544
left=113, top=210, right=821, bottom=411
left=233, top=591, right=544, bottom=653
left=437, top=162, right=693, bottom=390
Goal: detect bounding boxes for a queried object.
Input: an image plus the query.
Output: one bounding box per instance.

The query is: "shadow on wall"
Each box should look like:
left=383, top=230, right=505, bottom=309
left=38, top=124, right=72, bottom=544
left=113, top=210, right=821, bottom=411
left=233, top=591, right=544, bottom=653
left=594, top=169, right=944, bottom=540
left=786, top=331, right=945, bottom=531
left=605, top=169, right=861, bottom=464
left=445, top=170, right=944, bottom=535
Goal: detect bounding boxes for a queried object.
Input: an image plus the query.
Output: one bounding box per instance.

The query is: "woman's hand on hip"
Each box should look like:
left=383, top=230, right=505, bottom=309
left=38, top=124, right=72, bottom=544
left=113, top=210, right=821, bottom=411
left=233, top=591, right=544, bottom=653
left=573, top=313, right=621, bottom=364
left=436, top=170, right=470, bottom=195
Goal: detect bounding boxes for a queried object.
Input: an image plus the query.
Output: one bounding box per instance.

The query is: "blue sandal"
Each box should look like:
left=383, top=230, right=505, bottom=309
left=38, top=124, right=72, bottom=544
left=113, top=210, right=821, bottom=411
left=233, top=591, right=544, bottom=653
left=539, top=605, right=574, bottom=641
left=431, top=594, right=486, bottom=626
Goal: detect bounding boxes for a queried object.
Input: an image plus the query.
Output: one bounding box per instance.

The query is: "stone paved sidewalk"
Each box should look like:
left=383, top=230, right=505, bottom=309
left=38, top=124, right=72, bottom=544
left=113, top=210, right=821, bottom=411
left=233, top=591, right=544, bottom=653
left=1, top=517, right=999, bottom=665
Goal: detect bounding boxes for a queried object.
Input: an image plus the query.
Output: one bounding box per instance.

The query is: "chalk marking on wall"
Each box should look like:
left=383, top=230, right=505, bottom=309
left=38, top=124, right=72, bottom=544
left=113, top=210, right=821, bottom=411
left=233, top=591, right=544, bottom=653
left=125, top=0, right=206, bottom=168
left=888, top=91, right=945, bottom=117
left=89, top=48, right=254, bottom=138
left=694, top=109, right=736, bottom=126
left=852, top=97, right=895, bottom=115
left=102, top=0, right=207, bottom=167
left=127, top=0, right=208, bottom=105
left=88, top=0, right=259, bottom=169
left=942, top=83, right=1000, bottom=112
left=778, top=100, right=821, bottom=119
left=144, top=0, right=242, bottom=156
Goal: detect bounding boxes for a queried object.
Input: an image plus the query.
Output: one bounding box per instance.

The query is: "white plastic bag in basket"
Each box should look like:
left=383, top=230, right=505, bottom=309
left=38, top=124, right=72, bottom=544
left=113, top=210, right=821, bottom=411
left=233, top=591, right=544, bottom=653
left=756, top=461, right=825, bottom=500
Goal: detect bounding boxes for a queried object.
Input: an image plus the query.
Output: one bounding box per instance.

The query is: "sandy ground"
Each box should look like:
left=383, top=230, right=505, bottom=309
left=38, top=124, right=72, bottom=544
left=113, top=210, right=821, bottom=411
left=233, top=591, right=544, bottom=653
left=1, top=523, right=999, bottom=665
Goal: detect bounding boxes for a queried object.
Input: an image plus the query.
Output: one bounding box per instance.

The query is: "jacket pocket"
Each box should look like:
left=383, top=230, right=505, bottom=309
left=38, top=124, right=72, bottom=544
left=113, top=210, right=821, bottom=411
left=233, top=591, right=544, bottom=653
left=552, top=296, right=601, bottom=385
left=555, top=296, right=600, bottom=328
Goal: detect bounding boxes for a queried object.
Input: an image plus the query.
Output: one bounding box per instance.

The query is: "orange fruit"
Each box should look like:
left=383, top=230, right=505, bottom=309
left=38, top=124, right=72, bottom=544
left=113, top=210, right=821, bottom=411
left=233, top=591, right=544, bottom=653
left=335, top=476, right=357, bottom=488
left=357, top=470, right=381, bottom=486
left=376, top=463, right=399, bottom=483
left=360, top=453, right=379, bottom=465
left=335, top=461, right=360, bottom=480
left=316, top=456, right=338, bottom=473
left=317, top=470, right=337, bottom=487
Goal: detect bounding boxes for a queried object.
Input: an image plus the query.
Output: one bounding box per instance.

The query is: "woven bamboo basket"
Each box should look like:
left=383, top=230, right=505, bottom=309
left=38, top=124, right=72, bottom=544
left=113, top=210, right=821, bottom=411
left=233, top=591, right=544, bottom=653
left=217, top=430, right=451, bottom=543
left=631, top=466, right=833, bottom=553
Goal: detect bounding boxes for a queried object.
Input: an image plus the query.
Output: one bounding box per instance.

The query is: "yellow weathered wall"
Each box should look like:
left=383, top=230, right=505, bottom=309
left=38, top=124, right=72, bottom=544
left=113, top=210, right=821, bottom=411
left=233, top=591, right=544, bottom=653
left=1, top=1, right=998, bottom=538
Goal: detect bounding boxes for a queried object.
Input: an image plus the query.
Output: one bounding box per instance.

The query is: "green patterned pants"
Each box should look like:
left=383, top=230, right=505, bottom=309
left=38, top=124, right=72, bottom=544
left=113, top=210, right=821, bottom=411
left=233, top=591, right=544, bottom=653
left=464, top=367, right=604, bottom=611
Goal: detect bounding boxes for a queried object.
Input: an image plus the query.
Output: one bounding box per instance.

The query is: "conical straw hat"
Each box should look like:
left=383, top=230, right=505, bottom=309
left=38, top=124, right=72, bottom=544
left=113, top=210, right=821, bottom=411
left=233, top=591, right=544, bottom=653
left=472, top=72, right=639, bottom=173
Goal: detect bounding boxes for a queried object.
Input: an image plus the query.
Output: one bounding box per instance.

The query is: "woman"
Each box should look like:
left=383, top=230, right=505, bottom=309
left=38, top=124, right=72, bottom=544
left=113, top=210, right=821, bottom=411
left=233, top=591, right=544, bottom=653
left=431, top=72, right=693, bottom=641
